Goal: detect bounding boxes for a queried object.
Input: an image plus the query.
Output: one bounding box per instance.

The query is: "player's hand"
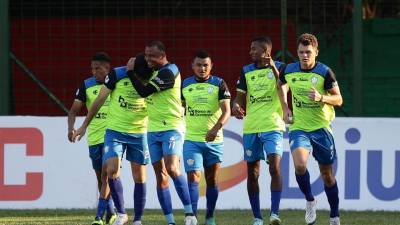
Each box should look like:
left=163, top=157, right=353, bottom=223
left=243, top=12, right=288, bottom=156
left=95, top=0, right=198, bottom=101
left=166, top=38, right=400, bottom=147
left=127, top=57, right=136, bottom=71
left=309, top=87, right=322, bottom=102
left=72, top=126, right=86, bottom=142
left=232, top=103, right=245, bottom=119
left=205, top=126, right=219, bottom=142
left=261, top=53, right=275, bottom=68
left=283, top=107, right=293, bottom=124
left=68, top=128, right=76, bottom=142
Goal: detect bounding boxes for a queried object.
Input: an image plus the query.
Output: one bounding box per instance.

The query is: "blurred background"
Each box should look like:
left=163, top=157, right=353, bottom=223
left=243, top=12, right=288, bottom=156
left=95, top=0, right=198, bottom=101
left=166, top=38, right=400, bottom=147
left=1, top=0, right=399, bottom=117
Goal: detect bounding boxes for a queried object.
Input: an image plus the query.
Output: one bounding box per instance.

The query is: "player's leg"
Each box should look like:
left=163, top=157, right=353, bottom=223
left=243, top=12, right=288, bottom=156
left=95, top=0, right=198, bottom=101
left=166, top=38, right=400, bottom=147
left=243, top=134, right=264, bottom=224
left=183, top=141, right=203, bottom=216
left=262, top=131, right=283, bottom=225
left=289, top=130, right=316, bottom=224
left=125, top=133, right=150, bottom=225
left=161, top=130, right=196, bottom=221
left=90, top=144, right=108, bottom=225
left=203, top=142, right=223, bottom=225
left=149, top=132, right=175, bottom=225
left=311, top=128, right=339, bottom=225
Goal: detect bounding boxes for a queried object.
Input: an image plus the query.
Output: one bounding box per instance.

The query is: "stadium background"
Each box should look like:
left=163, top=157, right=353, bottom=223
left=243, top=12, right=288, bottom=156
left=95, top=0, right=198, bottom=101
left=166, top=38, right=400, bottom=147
left=0, top=1, right=400, bottom=225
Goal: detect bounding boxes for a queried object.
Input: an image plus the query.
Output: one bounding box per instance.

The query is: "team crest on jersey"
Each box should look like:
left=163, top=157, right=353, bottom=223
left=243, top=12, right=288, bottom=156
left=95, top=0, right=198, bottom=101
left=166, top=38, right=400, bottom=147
left=268, top=71, right=274, bottom=79
left=187, top=159, right=195, bottom=166
left=208, top=87, right=214, bottom=93
left=311, top=76, right=318, bottom=85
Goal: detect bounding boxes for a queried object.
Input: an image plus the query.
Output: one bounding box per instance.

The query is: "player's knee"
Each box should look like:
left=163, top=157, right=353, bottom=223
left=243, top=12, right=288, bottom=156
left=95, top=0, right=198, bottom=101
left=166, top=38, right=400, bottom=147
left=247, top=168, right=260, bottom=181
left=106, top=166, right=119, bottom=179
left=320, top=171, right=336, bottom=186
left=166, top=164, right=180, bottom=178
left=206, top=174, right=217, bottom=186
left=188, top=171, right=201, bottom=183
left=294, top=164, right=307, bottom=175
left=269, top=164, right=281, bottom=177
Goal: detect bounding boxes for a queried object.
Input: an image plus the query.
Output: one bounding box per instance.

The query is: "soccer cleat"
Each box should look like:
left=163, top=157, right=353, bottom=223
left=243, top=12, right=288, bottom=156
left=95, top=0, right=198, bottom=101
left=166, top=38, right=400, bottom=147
left=253, top=218, right=264, bottom=225
left=184, top=215, right=198, bottom=225
left=92, top=219, right=104, bottom=225
left=329, top=217, right=340, bottom=225
left=269, top=213, right=281, bottom=225
left=132, top=221, right=142, bottom=225
left=305, top=199, right=317, bottom=225
left=205, top=217, right=216, bottom=225
left=106, top=214, right=117, bottom=225
left=112, top=213, right=128, bottom=225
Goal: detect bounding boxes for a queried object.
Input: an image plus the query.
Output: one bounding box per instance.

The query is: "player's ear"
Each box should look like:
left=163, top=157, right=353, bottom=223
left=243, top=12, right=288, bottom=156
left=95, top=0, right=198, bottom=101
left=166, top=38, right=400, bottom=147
left=315, top=48, right=319, bottom=57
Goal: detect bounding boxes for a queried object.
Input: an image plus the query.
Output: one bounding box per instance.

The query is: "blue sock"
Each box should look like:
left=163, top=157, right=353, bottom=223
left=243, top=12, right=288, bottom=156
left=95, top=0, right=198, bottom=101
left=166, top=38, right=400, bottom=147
left=95, top=198, right=108, bottom=220
left=270, top=190, right=281, bottom=215
left=108, top=177, right=126, bottom=214
left=134, top=183, right=146, bottom=221
left=172, top=175, right=193, bottom=214
left=106, top=198, right=116, bottom=216
left=248, top=192, right=262, bottom=219
left=157, top=187, right=174, bottom=224
left=325, top=182, right=339, bottom=218
left=188, top=181, right=199, bottom=216
left=295, top=170, right=315, bottom=201
left=206, top=185, right=219, bottom=219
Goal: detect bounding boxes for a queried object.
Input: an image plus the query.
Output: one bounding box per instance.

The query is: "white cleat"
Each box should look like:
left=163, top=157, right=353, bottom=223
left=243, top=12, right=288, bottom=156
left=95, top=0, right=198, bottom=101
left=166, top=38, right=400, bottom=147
left=184, top=215, right=197, bottom=225
left=305, top=199, right=317, bottom=225
left=112, top=213, right=128, bottom=225
left=132, top=221, right=142, bottom=225
left=253, top=218, right=264, bottom=225
left=329, top=217, right=340, bottom=225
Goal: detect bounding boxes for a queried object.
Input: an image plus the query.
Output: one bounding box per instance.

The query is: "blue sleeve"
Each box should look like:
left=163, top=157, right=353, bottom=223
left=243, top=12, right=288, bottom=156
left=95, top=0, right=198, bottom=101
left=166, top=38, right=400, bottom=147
left=149, top=68, right=175, bottom=91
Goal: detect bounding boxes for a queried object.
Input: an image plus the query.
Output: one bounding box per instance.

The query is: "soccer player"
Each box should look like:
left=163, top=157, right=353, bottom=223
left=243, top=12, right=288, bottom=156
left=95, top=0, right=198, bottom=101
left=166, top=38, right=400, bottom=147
left=126, top=41, right=197, bottom=225
left=277, top=33, right=343, bottom=225
left=232, top=37, right=285, bottom=225
left=73, top=54, right=153, bottom=225
left=181, top=50, right=231, bottom=225
left=67, top=52, right=116, bottom=225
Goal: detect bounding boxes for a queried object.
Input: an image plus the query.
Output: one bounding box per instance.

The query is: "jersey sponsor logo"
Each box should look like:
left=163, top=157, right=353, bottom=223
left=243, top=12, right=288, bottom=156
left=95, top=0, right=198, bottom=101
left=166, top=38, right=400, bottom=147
left=0, top=128, right=43, bottom=201
left=249, top=95, right=272, bottom=104
left=95, top=112, right=107, bottom=119
left=293, top=96, right=320, bottom=109
left=187, top=106, right=213, bottom=117
left=118, top=95, right=145, bottom=111
left=291, top=77, right=309, bottom=83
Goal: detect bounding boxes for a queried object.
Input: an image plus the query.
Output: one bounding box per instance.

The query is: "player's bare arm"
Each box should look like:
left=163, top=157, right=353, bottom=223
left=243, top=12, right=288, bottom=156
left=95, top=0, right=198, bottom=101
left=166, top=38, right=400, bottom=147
left=205, top=99, right=231, bottom=142
left=308, top=86, right=343, bottom=106
left=232, top=91, right=246, bottom=119
left=73, top=86, right=111, bottom=141
left=67, top=100, right=84, bottom=142
left=277, top=80, right=293, bottom=124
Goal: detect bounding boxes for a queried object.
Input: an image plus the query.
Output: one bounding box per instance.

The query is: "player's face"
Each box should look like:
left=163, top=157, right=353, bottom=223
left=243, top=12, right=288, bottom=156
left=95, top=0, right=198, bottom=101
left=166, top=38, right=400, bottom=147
left=297, top=43, right=319, bottom=69
left=91, top=61, right=109, bottom=82
left=250, top=41, right=269, bottom=63
left=145, top=46, right=165, bottom=69
left=192, top=57, right=213, bottom=80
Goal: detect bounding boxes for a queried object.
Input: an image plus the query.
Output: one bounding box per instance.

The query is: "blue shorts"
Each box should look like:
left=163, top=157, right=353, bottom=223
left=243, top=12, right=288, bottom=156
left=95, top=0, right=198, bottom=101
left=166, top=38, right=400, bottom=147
left=148, top=130, right=183, bottom=164
left=103, top=129, right=150, bottom=165
left=289, top=128, right=337, bottom=165
left=88, top=143, right=104, bottom=171
left=183, top=140, right=223, bottom=172
left=243, top=131, right=283, bottom=162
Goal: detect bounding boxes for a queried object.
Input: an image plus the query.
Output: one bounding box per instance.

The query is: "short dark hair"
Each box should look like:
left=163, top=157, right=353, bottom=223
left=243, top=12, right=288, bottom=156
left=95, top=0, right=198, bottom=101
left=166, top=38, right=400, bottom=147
left=146, top=40, right=166, bottom=53
left=134, top=53, right=153, bottom=80
left=194, top=49, right=211, bottom=59
left=297, top=33, right=319, bottom=49
left=92, top=52, right=111, bottom=63
left=252, top=36, right=272, bottom=49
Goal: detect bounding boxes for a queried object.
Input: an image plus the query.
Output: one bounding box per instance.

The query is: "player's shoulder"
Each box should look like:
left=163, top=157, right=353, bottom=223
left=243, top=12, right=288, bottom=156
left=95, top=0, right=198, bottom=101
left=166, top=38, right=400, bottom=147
left=112, top=66, right=128, bottom=80
left=242, top=63, right=257, bottom=74
left=83, top=76, right=99, bottom=89
left=311, top=62, right=331, bottom=77
left=274, top=60, right=285, bottom=69
left=182, top=75, right=196, bottom=88
left=207, top=75, right=224, bottom=87
left=284, top=61, right=301, bottom=74
left=160, top=63, right=179, bottom=75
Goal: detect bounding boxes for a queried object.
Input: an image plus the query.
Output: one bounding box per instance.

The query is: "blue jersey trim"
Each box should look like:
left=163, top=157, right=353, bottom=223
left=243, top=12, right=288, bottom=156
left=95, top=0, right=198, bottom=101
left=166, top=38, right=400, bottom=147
left=182, top=75, right=222, bottom=89
left=284, top=61, right=329, bottom=77
left=160, top=63, right=179, bottom=78
left=113, top=66, right=128, bottom=81
left=84, top=76, right=100, bottom=89
left=242, top=63, right=257, bottom=74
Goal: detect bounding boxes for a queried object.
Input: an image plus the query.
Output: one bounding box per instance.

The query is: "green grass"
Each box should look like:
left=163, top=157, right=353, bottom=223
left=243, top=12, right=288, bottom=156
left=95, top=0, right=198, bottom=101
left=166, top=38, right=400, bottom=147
left=0, top=209, right=399, bottom=225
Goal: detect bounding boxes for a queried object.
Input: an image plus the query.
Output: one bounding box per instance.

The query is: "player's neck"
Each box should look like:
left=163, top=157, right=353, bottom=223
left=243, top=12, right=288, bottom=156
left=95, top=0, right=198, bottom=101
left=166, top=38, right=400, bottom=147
left=256, top=61, right=269, bottom=68
left=300, top=61, right=316, bottom=70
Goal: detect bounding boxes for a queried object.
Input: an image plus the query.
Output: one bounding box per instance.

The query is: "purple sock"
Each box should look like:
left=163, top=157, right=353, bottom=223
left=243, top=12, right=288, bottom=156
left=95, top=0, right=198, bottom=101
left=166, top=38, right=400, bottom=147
left=95, top=198, right=108, bottom=220
left=295, top=170, right=315, bottom=201
left=325, top=182, right=340, bottom=218
left=106, top=198, right=115, bottom=216
left=172, top=175, right=193, bottom=213
left=157, top=187, right=173, bottom=215
left=206, top=185, right=219, bottom=219
left=188, top=181, right=199, bottom=216
left=271, top=190, right=281, bottom=215
left=133, top=183, right=146, bottom=221
left=248, top=192, right=262, bottom=219
left=108, top=177, right=126, bottom=214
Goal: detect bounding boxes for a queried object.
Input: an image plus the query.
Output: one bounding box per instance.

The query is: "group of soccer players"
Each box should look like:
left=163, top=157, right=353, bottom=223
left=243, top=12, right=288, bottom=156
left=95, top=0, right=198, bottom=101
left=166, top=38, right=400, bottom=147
left=68, top=33, right=343, bottom=225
